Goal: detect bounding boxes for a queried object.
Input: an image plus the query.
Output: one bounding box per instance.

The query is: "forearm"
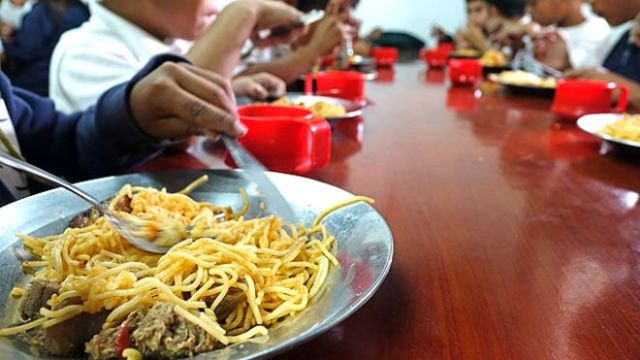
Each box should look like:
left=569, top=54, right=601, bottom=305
left=187, top=3, right=259, bottom=79
left=241, top=46, right=321, bottom=83
left=13, top=55, right=187, bottom=180
left=630, top=89, right=640, bottom=110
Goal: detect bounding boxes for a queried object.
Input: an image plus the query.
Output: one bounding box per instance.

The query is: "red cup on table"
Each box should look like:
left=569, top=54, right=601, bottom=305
left=448, top=58, right=483, bottom=86
left=437, top=42, right=456, bottom=53
left=551, top=79, right=629, bottom=121
left=371, top=47, right=399, bottom=66
left=225, top=105, right=332, bottom=174
left=421, top=48, right=449, bottom=69
left=304, top=70, right=366, bottom=102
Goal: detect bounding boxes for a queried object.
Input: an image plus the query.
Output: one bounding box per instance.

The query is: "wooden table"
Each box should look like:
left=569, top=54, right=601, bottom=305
left=144, top=63, right=640, bottom=359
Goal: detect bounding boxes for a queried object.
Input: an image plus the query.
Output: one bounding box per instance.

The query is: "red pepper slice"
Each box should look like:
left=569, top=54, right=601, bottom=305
left=115, top=322, right=130, bottom=357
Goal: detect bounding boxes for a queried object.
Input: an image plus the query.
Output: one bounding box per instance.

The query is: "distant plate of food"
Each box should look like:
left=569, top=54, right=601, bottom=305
left=577, top=113, right=640, bottom=149
left=490, top=70, right=557, bottom=97
left=0, top=170, right=393, bottom=360
left=268, top=93, right=365, bottom=120
left=449, top=49, right=482, bottom=59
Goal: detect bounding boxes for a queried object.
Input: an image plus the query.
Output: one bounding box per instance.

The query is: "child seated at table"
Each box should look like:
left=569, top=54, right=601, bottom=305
left=528, top=0, right=610, bottom=70
left=457, top=0, right=529, bottom=55
left=564, top=0, right=640, bottom=108
left=2, top=0, right=89, bottom=96
left=455, top=0, right=491, bottom=52
left=49, top=0, right=289, bottom=113
left=238, top=0, right=356, bottom=83
left=0, top=0, right=304, bottom=207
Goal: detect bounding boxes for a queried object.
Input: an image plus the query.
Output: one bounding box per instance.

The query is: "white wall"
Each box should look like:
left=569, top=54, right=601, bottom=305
left=354, top=0, right=466, bottom=46
left=219, top=0, right=467, bottom=47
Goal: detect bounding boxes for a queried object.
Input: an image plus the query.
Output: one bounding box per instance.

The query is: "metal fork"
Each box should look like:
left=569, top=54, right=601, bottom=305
left=0, top=152, right=169, bottom=254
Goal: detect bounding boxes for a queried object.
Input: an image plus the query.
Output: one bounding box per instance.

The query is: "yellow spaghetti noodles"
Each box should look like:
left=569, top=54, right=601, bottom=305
left=600, top=114, right=640, bottom=142
left=0, top=177, right=374, bottom=358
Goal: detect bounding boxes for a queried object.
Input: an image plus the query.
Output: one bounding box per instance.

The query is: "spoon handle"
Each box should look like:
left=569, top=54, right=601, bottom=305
left=0, top=151, right=104, bottom=209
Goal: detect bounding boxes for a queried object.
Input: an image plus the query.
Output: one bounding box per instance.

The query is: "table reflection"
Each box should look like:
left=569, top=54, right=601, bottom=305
left=423, top=69, right=446, bottom=84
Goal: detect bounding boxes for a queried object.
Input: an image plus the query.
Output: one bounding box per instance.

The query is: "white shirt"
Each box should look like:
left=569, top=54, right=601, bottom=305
left=558, top=5, right=611, bottom=69
left=0, top=0, right=34, bottom=29
left=49, top=2, right=191, bottom=113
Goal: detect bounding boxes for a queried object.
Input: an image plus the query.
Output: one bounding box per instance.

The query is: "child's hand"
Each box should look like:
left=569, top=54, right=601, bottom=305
left=306, top=16, right=349, bottom=58
left=130, top=62, right=246, bottom=141
left=232, top=73, right=286, bottom=99
left=534, top=31, right=571, bottom=71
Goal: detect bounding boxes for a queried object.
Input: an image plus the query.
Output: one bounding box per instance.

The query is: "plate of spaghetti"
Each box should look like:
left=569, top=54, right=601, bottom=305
left=0, top=170, right=393, bottom=359
left=577, top=113, right=640, bottom=149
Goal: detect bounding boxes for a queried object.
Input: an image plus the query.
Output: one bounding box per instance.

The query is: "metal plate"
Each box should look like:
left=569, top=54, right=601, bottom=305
left=502, top=83, right=556, bottom=98
left=281, top=93, right=365, bottom=121
left=577, top=113, right=640, bottom=149
left=0, top=170, right=393, bottom=359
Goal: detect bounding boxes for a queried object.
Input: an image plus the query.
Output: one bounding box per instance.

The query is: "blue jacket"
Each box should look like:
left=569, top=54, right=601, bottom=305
left=603, top=31, right=640, bottom=84
left=3, top=1, right=89, bottom=96
left=0, top=54, right=185, bottom=206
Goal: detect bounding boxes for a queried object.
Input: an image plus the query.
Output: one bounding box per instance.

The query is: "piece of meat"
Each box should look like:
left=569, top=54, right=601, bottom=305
left=68, top=195, right=131, bottom=229
left=43, top=310, right=109, bottom=357
left=19, top=279, right=60, bottom=320
left=211, top=288, right=246, bottom=321
left=86, top=326, right=120, bottom=360
left=87, top=310, right=144, bottom=360
left=130, top=303, right=218, bottom=359
left=113, top=195, right=133, bottom=213
left=87, top=289, right=245, bottom=360
left=68, top=207, right=101, bottom=228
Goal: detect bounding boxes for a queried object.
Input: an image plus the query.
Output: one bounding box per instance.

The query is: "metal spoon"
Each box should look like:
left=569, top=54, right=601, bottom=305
left=0, top=152, right=168, bottom=254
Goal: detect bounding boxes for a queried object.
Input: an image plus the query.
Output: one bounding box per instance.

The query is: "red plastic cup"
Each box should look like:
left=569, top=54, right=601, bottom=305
left=305, top=70, right=366, bottom=102
left=437, top=43, right=456, bottom=53
left=551, top=79, right=629, bottom=120
left=226, top=105, right=332, bottom=174
left=422, top=48, right=449, bottom=69
left=371, top=47, right=399, bottom=66
left=448, top=58, right=483, bottom=86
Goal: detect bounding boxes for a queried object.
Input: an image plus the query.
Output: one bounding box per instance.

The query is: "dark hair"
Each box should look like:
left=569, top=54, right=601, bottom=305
left=296, top=0, right=360, bottom=13
left=486, top=0, right=526, bottom=18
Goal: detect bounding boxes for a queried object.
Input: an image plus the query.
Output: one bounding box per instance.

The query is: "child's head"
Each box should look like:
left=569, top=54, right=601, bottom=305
left=486, top=0, right=526, bottom=19
left=288, top=0, right=360, bottom=12
left=103, top=0, right=221, bottom=40
left=466, top=0, right=490, bottom=28
left=484, top=0, right=526, bottom=33
left=589, top=0, right=640, bottom=26
left=527, top=0, right=573, bottom=26
left=155, top=0, right=221, bottom=39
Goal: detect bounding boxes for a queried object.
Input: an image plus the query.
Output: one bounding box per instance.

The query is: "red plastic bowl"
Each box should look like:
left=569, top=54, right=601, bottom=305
left=225, top=105, right=332, bottom=174
left=371, top=47, right=399, bottom=66
left=305, top=71, right=367, bottom=102
left=422, top=48, right=449, bottom=69
left=448, top=58, right=483, bottom=86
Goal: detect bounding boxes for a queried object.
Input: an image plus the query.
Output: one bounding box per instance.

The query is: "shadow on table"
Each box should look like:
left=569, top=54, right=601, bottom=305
left=276, top=266, right=414, bottom=359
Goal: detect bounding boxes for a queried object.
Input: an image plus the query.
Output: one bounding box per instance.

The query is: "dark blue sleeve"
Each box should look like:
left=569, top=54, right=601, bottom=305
left=5, top=54, right=188, bottom=181
left=2, top=5, right=54, bottom=62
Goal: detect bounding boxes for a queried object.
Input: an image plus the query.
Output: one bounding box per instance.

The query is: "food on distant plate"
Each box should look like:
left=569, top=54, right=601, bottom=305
left=272, top=97, right=347, bottom=118
left=491, top=70, right=557, bottom=88
left=451, top=49, right=481, bottom=58
left=481, top=50, right=507, bottom=67
left=600, top=114, right=640, bottom=142
left=0, top=176, right=373, bottom=359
